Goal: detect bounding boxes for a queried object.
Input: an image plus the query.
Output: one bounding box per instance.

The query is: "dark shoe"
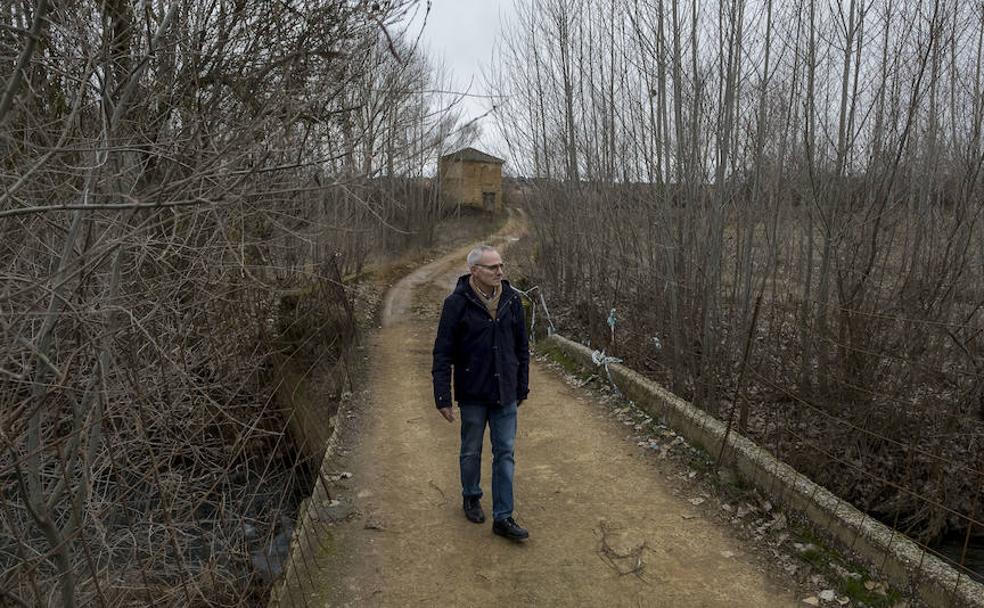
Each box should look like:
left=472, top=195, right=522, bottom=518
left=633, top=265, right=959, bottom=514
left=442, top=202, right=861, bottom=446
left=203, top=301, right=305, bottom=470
left=492, top=517, right=529, bottom=541
left=463, top=496, right=485, bottom=523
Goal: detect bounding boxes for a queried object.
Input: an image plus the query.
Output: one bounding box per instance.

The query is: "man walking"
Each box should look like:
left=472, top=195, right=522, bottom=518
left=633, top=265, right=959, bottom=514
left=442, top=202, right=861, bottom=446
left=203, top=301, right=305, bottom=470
left=432, top=244, right=530, bottom=541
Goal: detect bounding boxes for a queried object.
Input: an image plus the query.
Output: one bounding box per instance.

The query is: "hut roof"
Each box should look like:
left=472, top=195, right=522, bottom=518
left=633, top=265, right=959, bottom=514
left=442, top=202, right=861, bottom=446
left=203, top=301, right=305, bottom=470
left=440, top=147, right=505, bottom=165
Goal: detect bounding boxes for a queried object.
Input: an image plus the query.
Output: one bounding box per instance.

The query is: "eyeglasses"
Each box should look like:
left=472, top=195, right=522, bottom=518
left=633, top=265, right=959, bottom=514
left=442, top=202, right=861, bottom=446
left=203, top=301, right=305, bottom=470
left=474, top=262, right=505, bottom=271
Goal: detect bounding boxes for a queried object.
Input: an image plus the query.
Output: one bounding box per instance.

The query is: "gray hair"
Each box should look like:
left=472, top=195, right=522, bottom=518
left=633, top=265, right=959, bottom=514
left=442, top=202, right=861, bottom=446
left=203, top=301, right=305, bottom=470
left=466, top=245, right=497, bottom=268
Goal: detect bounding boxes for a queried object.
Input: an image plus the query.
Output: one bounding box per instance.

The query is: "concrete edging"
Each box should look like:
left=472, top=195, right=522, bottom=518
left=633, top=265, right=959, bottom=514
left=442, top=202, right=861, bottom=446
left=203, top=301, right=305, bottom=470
left=543, top=333, right=983, bottom=608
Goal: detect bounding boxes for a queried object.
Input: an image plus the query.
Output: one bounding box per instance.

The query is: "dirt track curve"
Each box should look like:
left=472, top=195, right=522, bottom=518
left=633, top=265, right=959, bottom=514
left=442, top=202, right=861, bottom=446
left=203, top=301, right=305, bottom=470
left=279, top=209, right=798, bottom=607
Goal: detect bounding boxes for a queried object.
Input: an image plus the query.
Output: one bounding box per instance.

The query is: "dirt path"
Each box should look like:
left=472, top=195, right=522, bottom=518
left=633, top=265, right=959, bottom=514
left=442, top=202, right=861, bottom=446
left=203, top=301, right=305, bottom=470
left=287, top=212, right=798, bottom=607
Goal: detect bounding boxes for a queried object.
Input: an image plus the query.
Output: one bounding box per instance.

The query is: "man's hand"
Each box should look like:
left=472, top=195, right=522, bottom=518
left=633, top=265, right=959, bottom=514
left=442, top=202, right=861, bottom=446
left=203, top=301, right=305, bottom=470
left=438, top=407, right=455, bottom=423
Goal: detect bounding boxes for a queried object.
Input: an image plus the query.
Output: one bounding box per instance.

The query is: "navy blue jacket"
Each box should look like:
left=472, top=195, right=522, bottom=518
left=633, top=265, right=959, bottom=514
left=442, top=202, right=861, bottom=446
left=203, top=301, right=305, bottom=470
left=432, top=275, right=530, bottom=408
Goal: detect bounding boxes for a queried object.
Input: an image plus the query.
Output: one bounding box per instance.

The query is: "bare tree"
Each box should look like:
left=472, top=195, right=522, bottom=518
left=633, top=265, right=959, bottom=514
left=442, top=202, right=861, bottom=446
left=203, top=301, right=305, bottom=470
left=493, top=0, right=984, bottom=567
left=0, top=1, right=466, bottom=605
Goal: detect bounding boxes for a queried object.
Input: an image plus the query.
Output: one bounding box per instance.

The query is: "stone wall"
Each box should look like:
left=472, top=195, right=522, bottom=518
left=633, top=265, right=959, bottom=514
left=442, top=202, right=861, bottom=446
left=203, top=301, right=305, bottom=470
left=439, top=159, right=503, bottom=211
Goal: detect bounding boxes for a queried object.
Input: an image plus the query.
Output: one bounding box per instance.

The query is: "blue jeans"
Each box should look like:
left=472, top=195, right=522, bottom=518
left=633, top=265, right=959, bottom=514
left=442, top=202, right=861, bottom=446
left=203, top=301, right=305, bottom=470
left=459, top=401, right=517, bottom=521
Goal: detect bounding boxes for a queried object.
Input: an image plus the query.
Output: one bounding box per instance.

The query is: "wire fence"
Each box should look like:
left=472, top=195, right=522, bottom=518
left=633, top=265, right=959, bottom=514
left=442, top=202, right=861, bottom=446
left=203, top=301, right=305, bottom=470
left=516, top=282, right=984, bottom=605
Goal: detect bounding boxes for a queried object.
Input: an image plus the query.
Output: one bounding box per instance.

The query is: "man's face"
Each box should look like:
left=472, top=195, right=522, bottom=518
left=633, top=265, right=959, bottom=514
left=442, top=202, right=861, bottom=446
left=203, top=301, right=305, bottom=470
left=471, top=249, right=504, bottom=291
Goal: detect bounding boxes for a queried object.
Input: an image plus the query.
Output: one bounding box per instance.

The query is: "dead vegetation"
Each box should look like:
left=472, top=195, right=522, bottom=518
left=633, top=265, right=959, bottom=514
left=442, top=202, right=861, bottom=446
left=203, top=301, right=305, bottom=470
left=0, top=1, right=474, bottom=605
left=494, top=0, right=984, bottom=576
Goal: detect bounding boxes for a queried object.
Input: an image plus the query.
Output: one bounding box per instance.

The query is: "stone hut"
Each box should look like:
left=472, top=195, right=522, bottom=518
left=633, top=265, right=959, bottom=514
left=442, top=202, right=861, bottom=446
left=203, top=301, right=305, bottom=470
left=438, top=147, right=505, bottom=212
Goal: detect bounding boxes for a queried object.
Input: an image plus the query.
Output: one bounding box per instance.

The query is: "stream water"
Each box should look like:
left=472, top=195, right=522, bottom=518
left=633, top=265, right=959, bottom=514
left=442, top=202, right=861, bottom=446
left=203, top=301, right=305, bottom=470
left=930, top=532, right=984, bottom=583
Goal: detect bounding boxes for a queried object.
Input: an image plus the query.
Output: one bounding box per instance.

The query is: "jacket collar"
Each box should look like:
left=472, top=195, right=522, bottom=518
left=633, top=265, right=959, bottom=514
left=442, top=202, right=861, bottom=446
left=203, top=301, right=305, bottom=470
left=454, top=274, right=514, bottom=311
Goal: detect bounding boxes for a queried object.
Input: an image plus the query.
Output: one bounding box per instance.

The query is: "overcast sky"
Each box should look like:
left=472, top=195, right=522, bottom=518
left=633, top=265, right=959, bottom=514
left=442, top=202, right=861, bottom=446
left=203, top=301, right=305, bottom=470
left=413, top=0, right=515, bottom=157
